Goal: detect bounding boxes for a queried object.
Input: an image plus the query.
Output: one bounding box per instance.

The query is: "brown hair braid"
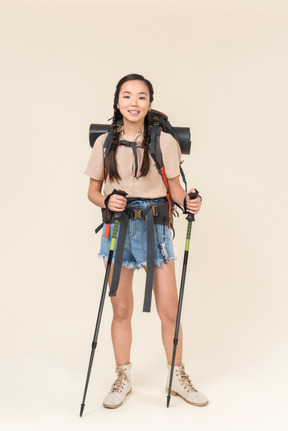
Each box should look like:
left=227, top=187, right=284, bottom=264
left=138, top=114, right=150, bottom=178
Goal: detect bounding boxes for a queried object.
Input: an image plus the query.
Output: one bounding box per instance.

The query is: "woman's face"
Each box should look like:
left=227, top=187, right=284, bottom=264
left=117, top=80, right=151, bottom=127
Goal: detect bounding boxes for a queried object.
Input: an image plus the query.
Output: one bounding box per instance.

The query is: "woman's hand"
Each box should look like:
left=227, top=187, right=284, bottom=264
left=167, top=177, right=202, bottom=215
left=106, top=188, right=127, bottom=212
left=87, top=179, right=127, bottom=212
left=185, top=188, right=202, bottom=214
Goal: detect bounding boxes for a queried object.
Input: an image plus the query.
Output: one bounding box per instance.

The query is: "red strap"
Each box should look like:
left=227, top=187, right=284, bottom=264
left=104, top=223, right=110, bottom=238
left=103, top=169, right=109, bottom=235
left=161, top=167, right=171, bottom=229
left=161, top=167, right=169, bottom=190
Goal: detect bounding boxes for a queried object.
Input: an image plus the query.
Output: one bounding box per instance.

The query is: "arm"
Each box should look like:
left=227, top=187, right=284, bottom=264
left=167, top=176, right=202, bottom=215
left=87, top=178, right=127, bottom=212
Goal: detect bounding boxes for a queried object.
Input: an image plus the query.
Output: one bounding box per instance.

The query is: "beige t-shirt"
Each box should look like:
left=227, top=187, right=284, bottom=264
left=84, top=127, right=181, bottom=198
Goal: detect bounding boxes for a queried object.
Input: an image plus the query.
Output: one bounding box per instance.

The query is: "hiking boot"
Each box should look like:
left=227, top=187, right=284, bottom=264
left=103, top=363, right=132, bottom=409
left=166, top=361, right=208, bottom=406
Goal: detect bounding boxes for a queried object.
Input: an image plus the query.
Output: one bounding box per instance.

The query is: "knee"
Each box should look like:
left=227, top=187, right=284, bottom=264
left=157, top=305, right=178, bottom=326
left=112, top=301, right=133, bottom=322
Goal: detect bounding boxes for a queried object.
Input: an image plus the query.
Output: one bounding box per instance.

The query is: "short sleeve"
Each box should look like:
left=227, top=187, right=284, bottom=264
left=84, top=133, right=107, bottom=181
left=159, top=132, right=181, bottom=178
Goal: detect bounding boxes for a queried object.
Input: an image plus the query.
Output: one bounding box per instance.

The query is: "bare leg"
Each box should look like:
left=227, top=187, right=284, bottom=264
left=106, top=262, right=134, bottom=366
left=153, top=259, right=183, bottom=365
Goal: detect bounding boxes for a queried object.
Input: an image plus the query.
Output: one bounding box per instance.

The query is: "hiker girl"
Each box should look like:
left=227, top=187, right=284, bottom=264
left=85, top=74, right=208, bottom=408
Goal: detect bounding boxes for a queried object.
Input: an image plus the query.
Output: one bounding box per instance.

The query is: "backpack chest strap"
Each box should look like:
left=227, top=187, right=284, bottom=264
left=118, top=140, right=139, bottom=177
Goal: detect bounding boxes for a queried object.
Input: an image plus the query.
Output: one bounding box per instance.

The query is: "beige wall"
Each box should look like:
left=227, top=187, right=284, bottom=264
left=1, top=1, right=287, bottom=430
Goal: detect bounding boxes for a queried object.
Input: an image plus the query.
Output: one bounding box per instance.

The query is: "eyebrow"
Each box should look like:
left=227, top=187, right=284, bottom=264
left=121, top=91, right=148, bottom=96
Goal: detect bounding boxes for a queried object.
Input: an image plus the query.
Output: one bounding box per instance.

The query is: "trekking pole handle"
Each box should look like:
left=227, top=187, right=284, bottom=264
left=186, top=190, right=199, bottom=222
left=112, top=189, right=128, bottom=219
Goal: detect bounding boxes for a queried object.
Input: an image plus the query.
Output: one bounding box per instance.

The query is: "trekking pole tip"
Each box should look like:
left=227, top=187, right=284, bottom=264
left=166, top=395, right=171, bottom=408
left=80, top=403, right=85, bottom=417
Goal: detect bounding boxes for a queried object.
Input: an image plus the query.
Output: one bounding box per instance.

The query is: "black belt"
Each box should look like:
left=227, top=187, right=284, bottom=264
left=101, top=200, right=171, bottom=225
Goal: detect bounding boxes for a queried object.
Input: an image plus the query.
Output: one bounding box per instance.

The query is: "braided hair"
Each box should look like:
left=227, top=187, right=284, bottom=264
left=105, top=74, right=154, bottom=182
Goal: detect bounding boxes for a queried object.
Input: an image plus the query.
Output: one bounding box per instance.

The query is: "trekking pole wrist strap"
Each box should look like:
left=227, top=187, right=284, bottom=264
left=183, top=189, right=200, bottom=213
left=104, top=194, right=111, bottom=209
left=104, top=189, right=127, bottom=210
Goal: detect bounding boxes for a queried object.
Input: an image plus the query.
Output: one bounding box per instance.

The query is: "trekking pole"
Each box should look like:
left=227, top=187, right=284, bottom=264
left=80, top=190, right=127, bottom=417
left=166, top=190, right=199, bottom=408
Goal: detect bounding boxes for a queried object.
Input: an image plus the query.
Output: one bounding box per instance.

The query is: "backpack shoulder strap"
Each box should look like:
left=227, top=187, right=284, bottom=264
left=149, top=126, right=173, bottom=228
left=103, top=128, right=114, bottom=155
left=149, top=125, right=163, bottom=173
left=102, top=128, right=114, bottom=182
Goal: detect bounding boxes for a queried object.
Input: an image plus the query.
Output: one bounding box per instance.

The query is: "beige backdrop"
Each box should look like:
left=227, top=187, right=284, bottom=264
left=1, top=0, right=287, bottom=430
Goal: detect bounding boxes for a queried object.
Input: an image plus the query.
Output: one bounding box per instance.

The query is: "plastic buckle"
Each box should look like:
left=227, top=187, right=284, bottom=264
left=133, top=209, right=143, bottom=219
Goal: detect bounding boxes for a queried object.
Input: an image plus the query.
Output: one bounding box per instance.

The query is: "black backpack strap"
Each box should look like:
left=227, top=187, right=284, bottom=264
left=103, top=128, right=114, bottom=181
left=149, top=126, right=174, bottom=229
left=95, top=223, right=104, bottom=234
left=103, top=128, right=114, bottom=155
left=179, top=163, right=187, bottom=192
left=118, top=140, right=138, bottom=177
left=109, top=212, right=129, bottom=298
left=149, top=125, right=163, bottom=173
left=142, top=206, right=155, bottom=313
left=108, top=205, right=155, bottom=313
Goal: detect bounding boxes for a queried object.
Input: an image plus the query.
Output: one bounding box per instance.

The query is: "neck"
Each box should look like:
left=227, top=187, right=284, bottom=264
left=123, top=120, right=144, bottom=140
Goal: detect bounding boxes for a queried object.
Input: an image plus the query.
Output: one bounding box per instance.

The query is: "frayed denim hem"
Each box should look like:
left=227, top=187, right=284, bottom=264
left=98, top=254, right=137, bottom=270
left=97, top=254, right=177, bottom=270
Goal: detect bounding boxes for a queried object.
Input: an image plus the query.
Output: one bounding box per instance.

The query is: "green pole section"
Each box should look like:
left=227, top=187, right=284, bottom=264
left=185, top=221, right=192, bottom=251
left=110, top=219, right=119, bottom=251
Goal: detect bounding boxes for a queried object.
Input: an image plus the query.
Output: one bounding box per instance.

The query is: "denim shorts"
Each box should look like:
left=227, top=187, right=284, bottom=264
left=98, top=197, right=176, bottom=269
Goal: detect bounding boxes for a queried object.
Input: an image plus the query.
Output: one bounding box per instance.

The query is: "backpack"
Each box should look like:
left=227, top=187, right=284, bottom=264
left=89, top=109, right=191, bottom=227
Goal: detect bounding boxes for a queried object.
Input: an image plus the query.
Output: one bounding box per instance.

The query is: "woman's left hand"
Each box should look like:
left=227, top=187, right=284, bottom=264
left=185, top=188, right=202, bottom=214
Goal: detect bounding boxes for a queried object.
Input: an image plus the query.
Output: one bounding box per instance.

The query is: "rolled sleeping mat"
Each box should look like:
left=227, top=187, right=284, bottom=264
left=89, top=124, right=191, bottom=155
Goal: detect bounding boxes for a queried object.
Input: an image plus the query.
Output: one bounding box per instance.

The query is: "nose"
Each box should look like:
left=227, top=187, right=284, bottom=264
left=130, top=96, right=138, bottom=106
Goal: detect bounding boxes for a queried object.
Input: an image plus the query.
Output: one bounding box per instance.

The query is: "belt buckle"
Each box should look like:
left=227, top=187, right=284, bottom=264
left=133, top=209, right=142, bottom=219
left=152, top=205, right=159, bottom=216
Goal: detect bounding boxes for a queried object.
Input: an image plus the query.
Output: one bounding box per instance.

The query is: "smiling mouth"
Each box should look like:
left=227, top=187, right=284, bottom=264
left=128, top=110, right=140, bottom=114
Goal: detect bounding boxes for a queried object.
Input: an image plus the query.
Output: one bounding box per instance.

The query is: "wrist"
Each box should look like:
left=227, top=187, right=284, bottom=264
left=183, top=195, right=188, bottom=213
left=104, top=193, right=112, bottom=209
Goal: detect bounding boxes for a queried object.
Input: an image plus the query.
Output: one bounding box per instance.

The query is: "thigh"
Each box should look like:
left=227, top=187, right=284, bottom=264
left=106, top=262, right=135, bottom=316
left=153, top=259, right=179, bottom=319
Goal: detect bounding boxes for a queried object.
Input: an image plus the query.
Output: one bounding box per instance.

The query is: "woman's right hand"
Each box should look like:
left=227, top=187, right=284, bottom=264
left=107, top=189, right=127, bottom=212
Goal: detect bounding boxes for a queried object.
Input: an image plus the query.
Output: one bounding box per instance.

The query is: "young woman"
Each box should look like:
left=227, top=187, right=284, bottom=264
left=85, top=74, right=208, bottom=408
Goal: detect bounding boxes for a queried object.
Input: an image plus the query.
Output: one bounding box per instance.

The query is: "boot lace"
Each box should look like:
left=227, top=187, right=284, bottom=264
left=110, top=367, right=129, bottom=394
left=176, top=362, right=197, bottom=393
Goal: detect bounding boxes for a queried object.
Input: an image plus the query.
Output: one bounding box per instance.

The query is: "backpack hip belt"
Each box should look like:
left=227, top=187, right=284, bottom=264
left=101, top=200, right=172, bottom=225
